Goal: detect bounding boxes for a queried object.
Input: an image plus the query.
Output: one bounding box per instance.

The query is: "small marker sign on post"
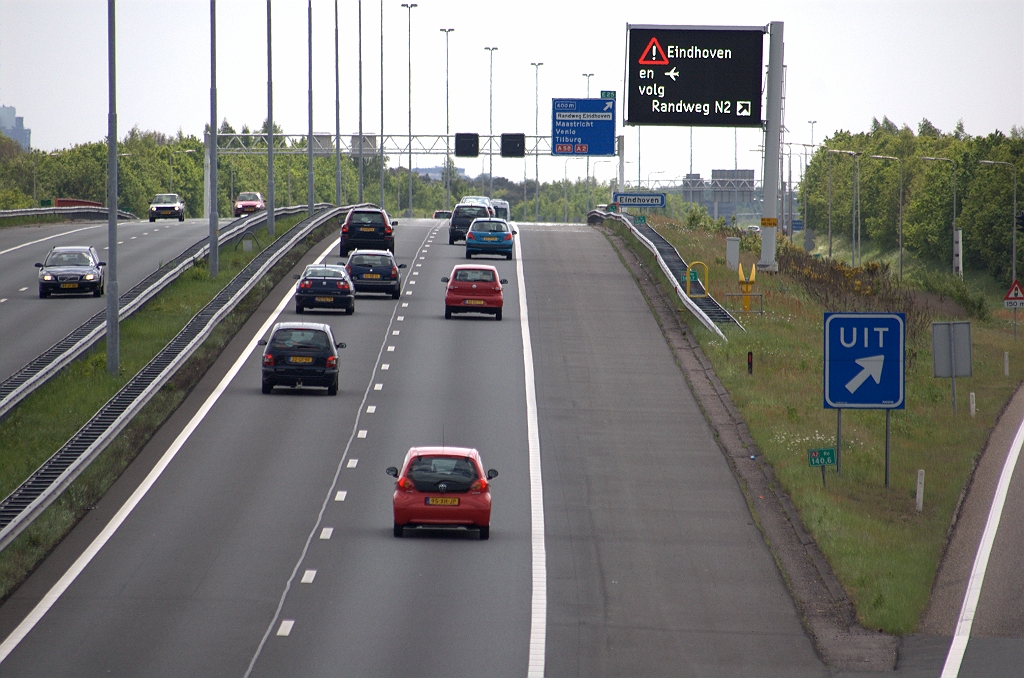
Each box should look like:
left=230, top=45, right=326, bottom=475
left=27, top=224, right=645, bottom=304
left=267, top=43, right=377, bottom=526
left=808, top=447, right=837, bottom=486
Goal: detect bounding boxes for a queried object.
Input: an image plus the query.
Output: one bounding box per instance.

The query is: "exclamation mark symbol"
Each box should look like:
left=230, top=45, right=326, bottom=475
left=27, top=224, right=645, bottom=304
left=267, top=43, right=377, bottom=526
left=651, top=44, right=657, bottom=60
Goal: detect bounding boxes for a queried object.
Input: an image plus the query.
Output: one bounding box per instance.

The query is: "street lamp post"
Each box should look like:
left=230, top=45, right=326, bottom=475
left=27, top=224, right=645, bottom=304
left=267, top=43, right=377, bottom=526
left=583, top=73, right=593, bottom=213
left=980, top=159, right=1018, bottom=337
left=867, top=154, right=904, bottom=280
left=922, top=156, right=958, bottom=276
left=485, top=47, right=497, bottom=198
left=827, top=149, right=860, bottom=266
left=441, top=28, right=454, bottom=209
left=401, top=3, right=417, bottom=217
left=647, top=170, right=664, bottom=189
left=563, top=158, right=569, bottom=223
left=106, top=0, right=120, bottom=374
left=531, top=62, right=543, bottom=221
left=808, top=120, right=817, bottom=147
left=169, top=149, right=195, bottom=193
left=306, top=0, right=314, bottom=219
left=209, top=0, right=219, bottom=278
left=266, top=0, right=275, bottom=237
left=379, top=0, right=385, bottom=208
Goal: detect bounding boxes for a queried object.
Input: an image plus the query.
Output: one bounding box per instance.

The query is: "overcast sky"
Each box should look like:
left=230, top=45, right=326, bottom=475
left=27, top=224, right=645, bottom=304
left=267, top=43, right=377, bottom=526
left=1, top=0, right=1021, bottom=185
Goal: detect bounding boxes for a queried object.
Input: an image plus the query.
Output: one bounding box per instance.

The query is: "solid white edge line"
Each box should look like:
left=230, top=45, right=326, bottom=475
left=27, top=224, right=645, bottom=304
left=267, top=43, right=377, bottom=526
left=0, top=224, right=103, bottom=255
left=242, top=223, right=434, bottom=677
left=941, top=414, right=1024, bottom=677
left=0, top=236, right=341, bottom=666
left=516, top=230, right=547, bottom=677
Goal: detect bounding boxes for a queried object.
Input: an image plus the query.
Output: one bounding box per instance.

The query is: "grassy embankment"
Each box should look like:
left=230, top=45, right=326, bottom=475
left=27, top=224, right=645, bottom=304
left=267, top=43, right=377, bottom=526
left=0, top=213, right=335, bottom=602
left=0, top=214, right=70, bottom=229
left=607, top=215, right=1024, bottom=634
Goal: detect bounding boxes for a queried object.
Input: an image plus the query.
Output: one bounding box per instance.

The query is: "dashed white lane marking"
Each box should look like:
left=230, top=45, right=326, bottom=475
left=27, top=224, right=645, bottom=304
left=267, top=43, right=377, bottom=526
left=419, top=256, right=425, bottom=260
left=335, top=491, right=347, bottom=501
left=346, top=459, right=358, bottom=468
left=406, top=291, right=412, bottom=295
left=276, top=620, right=294, bottom=636
left=392, top=330, right=400, bottom=335
left=301, top=570, right=316, bottom=584
left=0, top=224, right=103, bottom=255
left=319, top=528, right=333, bottom=540
left=130, top=237, right=136, bottom=240
left=942, top=404, right=1024, bottom=677
left=117, top=241, right=123, bottom=244
left=142, top=232, right=148, bottom=236
left=415, top=263, right=422, bottom=267
left=397, top=316, right=404, bottom=321
left=374, top=383, right=383, bottom=390
left=412, top=271, right=419, bottom=275
left=18, top=287, right=27, bottom=292
left=402, top=303, right=409, bottom=307
left=0, top=299, right=7, bottom=303
left=357, top=430, right=367, bottom=439
left=409, top=280, right=416, bottom=285
left=381, top=364, right=389, bottom=370
left=515, top=229, right=548, bottom=678
left=387, top=346, right=395, bottom=352
left=366, top=406, right=376, bottom=413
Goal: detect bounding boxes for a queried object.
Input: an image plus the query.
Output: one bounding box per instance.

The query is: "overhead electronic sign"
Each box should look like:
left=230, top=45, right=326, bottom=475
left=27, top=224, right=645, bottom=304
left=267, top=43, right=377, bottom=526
left=625, top=24, right=764, bottom=127
left=550, top=98, right=616, bottom=157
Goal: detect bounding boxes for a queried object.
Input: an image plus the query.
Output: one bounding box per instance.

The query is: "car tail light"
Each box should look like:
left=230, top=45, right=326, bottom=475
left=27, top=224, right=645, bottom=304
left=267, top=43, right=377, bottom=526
left=467, top=232, right=475, bottom=240
left=397, top=477, right=416, bottom=491
left=326, top=355, right=338, bottom=369
left=346, top=264, right=352, bottom=274
left=503, top=233, right=512, bottom=241
left=337, top=281, right=349, bottom=290
left=299, top=280, right=313, bottom=289
left=471, top=479, right=489, bottom=492
left=390, top=266, right=399, bottom=279
left=342, top=221, right=349, bottom=234
left=384, top=225, right=393, bottom=235
left=263, top=353, right=274, bottom=366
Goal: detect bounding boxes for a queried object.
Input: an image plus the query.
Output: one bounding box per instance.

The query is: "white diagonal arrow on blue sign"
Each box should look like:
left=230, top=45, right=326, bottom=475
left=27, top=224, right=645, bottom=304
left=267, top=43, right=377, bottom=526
left=845, top=355, right=884, bottom=393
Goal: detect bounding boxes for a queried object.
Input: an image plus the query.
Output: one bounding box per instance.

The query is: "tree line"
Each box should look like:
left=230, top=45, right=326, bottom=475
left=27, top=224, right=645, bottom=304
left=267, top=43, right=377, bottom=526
left=802, top=118, right=1024, bottom=286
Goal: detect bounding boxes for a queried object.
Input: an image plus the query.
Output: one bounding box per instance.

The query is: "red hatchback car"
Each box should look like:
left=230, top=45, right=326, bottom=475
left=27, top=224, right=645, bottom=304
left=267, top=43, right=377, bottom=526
left=387, top=447, right=499, bottom=539
left=442, top=265, right=508, bottom=321
left=233, top=192, right=266, bottom=217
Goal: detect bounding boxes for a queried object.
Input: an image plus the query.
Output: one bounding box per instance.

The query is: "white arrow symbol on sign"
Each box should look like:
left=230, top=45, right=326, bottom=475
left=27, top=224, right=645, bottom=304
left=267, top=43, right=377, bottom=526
left=604, top=100, right=613, bottom=111
left=665, top=67, right=679, bottom=81
left=845, top=355, right=885, bottom=393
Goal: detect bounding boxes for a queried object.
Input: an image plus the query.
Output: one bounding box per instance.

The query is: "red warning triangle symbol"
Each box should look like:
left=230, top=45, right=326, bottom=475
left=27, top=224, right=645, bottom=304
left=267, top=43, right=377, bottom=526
left=1005, top=279, right=1024, bottom=300
left=638, top=37, right=669, bottom=65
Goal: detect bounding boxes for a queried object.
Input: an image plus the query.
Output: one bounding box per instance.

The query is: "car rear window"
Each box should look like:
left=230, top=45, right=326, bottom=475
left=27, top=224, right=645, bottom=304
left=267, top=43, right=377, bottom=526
left=469, top=221, right=508, bottom=233
left=349, top=254, right=392, bottom=267
left=454, top=269, right=495, bottom=283
left=349, top=211, right=385, bottom=225
left=406, top=455, right=478, bottom=492
left=493, top=207, right=509, bottom=220
left=271, top=329, right=331, bottom=350
left=45, top=251, right=93, bottom=266
left=454, top=206, right=488, bottom=218
left=304, top=266, right=346, bottom=278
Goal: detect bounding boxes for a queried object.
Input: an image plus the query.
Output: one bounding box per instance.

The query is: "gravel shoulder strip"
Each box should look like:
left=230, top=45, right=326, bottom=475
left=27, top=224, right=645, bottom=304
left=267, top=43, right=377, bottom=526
left=598, top=223, right=899, bottom=672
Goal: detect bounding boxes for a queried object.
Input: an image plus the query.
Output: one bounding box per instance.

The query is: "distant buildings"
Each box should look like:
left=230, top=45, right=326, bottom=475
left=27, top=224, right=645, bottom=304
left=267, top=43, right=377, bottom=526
left=0, top=106, right=31, bottom=150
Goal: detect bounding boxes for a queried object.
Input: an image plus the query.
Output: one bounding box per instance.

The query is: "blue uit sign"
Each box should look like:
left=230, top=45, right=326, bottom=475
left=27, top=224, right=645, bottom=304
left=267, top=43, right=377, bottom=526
left=824, top=313, right=905, bottom=409
left=612, top=192, right=666, bottom=208
left=551, top=98, right=616, bottom=156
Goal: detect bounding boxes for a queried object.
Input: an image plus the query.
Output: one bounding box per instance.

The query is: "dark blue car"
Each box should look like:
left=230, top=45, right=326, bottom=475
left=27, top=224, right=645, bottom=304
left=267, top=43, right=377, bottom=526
left=465, top=219, right=516, bottom=260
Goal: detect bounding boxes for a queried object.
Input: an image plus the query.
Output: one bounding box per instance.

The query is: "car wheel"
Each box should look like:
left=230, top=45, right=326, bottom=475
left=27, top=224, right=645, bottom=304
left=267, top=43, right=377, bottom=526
left=262, top=380, right=273, bottom=394
left=38, top=288, right=48, bottom=299
left=327, top=380, right=338, bottom=396
left=178, top=214, right=185, bottom=222
left=345, top=304, right=355, bottom=316
left=295, top=303, right=304, bottom=314
left=449, top=236, right=455, bottom=245
left=393, top=523, right=404, bottom=538
left=444, top=307, right=452, bottom=319
left=93, top=286, right=103, bottom=298
left=495, top=309, right=502, bottom=321
left=479, top=525, right=490, bottom=540
left=506, top=252, right=513, bottom=260
left=392, top=289, right=401, bottom=300
left=465, top=251, right=472, bottom=259
left=149, top=217, right=155, bottom=223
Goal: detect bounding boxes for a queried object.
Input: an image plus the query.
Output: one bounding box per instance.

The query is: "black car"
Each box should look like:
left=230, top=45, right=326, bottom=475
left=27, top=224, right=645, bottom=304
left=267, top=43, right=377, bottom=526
left=258, top=322, right=345, bottom=395
left=294, top=264, right=355, bottom=314
left=344, top=249, right=406, bottom=299
left=448, top=204, right=491, bottom=244
left=433, top=210, right=452, bottom=219
left=341, top=208, right=395, bottom=255
left=35, top=245, right=106, bottom=298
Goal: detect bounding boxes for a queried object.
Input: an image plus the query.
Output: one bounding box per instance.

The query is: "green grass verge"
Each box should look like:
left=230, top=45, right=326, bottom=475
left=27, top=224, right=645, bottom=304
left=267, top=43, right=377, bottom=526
left=606, top=217, right=1024, bottom=635
left=0, top=214, right=70, bottom=229
left=0, top=213, right=338, bottom=603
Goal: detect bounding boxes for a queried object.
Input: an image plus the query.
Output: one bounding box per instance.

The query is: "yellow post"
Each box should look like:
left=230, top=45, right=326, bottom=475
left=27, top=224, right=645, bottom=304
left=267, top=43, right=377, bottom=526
left=738, top=263, right=756, bottom=312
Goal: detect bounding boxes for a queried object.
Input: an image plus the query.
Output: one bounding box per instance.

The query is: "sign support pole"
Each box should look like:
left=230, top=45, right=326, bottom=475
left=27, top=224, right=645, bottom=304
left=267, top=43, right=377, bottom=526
left=836, top=408, right=842, bottom=477
left=758, top=21, right=783, bottom=272
left=885, top=410, right=891, bottom=489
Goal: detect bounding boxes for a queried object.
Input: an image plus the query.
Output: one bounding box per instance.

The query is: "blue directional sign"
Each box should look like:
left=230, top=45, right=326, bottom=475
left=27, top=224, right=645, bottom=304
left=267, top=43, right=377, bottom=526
left=613, top=192, right=666, bottom=208
left=824, top=313, right=905, bottom=409
left=551, top=98, right=616, bottom=156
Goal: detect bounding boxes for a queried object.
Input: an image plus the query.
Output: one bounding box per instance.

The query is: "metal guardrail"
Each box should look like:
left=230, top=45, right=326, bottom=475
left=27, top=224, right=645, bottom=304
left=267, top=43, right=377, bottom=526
left=0, top=204, right=362, bottom=552
left=0, top=206, right=136, bottom=221
left=589, top=210, right=742, bottom=340
left=0, top=204, right=335, bottom=422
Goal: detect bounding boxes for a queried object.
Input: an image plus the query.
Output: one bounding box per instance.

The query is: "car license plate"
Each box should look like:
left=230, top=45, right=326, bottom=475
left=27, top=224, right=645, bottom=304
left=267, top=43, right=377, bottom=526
left=484, top=237, right=498, bottom=241
left=363, top=273, right=381, bottom=279
left=61, top=283, right=78, bottom=289
left=289, top=356, right=314, bottom=364
left=464, top=299, right=485, bottom=305
left=360, top=227, right=376, bottom=232
left=315, top=296, right=333, bottom=302
left=426, top=497, right=459, bottom=506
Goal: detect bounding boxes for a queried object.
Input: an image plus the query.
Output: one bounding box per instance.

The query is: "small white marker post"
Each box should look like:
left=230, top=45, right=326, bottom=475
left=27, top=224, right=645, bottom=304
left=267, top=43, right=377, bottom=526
left=1006, top=351, right=1010, bottom=377
left=970, top=392, right=976, bottom=417
left=916, top=470, right=925, bottom=512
